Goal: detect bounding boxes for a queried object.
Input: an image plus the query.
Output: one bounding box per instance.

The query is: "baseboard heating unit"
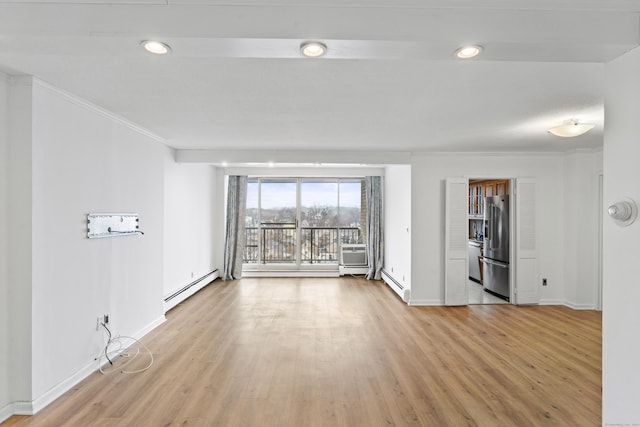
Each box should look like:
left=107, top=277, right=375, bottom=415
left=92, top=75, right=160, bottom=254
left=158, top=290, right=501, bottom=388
left=381, top=269, right=410, bottom=303
left=164, top=269, right=219, bottom=312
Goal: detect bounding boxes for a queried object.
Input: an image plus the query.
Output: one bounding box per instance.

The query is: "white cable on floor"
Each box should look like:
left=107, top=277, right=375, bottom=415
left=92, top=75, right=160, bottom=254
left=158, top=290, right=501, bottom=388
left=98, top=324, right=154, bottom=374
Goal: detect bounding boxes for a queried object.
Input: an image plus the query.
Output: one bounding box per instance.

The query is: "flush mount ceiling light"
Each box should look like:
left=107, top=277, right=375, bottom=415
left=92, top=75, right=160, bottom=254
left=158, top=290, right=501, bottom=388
left=300, top=41, right=327, bottom=58
left=455, top=45, right=483, bottom=59
left=548, top=119, right=595, bottom=137
left=141, top=40, right=171, bottom=55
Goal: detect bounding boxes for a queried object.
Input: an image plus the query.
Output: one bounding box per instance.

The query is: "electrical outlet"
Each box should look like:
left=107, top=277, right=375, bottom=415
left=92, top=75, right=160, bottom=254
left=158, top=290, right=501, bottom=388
left=96, top=314, right=110, bottom=331
left=542, top=278, right=548, bottom=286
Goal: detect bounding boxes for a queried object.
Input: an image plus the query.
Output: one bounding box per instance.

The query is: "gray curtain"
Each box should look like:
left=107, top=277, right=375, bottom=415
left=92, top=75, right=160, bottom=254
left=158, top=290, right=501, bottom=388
left=365, top=176, right=383, bottom=280
left=223, top=175, right=248, bottom=280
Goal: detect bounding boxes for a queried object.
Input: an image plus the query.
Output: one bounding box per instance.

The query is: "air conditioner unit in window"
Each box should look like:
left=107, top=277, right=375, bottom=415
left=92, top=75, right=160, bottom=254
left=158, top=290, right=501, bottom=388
left=340, top=244, right=367, bottom=266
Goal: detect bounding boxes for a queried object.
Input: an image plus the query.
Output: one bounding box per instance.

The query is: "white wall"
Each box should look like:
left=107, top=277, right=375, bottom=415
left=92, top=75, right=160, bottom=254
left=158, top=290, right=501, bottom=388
left=164, top=150, right=218, bottom=297
left=384, top=165, right=412, bottom=291
left=603, top=46, right=640, bottom=424
left=562, top=151, right=603, bottom=309
left=214, top=168, right=227, bottom=273
left=0, top=76, right=225, bottom=421
left=0, top=72, right=10, bottom=419
left=410, top=151, right=601, bottom=306
left=19, top=79, right=167, bottom=410
left=6, top=77, right=35, bottom=412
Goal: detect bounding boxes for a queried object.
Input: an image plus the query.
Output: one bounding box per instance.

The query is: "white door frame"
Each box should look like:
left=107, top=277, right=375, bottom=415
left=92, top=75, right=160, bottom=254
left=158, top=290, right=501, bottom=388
left=461, top=177, right=516, bottom=305
left=595, top=173, right=604, bottom=311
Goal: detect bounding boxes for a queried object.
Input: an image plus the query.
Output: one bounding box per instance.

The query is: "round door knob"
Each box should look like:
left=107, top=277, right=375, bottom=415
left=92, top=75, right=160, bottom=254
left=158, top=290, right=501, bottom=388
left=608, top=199, right=637, bottom=227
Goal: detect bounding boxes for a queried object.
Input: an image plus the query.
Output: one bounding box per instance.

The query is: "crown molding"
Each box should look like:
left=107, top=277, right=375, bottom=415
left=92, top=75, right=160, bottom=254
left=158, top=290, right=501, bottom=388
left=176, top=149, right=411, bottom=165
left=32, top=78, right=166, bottom=144
left=563, top=147, right=603, bottom=155
left=411, top=150, right=567, bottom=158
left=8, top=75, right=33, bottom=87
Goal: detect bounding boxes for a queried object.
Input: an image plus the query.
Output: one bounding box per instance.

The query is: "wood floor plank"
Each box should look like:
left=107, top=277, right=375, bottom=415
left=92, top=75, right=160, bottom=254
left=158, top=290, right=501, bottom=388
left=2, top=277, right=602, bottom=426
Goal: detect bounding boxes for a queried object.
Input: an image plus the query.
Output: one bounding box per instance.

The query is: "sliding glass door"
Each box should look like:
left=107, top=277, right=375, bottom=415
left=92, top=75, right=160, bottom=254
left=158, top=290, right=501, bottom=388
left=244, top=177, right=364, bottom=270
left=300, top=179, right=339, bottom=264
left=245, top=178, right=297, bottom=264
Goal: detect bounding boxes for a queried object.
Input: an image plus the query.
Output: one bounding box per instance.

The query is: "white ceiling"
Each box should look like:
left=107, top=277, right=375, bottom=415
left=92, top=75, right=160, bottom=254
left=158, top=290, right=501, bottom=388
left=1, top=1, right=639, bottom=159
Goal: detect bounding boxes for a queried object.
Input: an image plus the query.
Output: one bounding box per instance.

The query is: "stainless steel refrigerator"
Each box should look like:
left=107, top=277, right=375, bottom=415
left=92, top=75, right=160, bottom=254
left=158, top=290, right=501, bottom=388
left=482, top=195, right=510, bottom=300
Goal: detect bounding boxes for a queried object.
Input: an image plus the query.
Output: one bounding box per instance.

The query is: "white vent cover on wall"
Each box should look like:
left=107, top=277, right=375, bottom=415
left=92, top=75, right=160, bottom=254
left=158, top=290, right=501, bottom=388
left=340, top=244, right=367, bottom=266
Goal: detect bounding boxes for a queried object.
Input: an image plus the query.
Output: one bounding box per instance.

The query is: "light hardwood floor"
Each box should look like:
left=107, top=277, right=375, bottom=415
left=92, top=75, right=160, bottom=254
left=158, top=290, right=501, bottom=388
left=2, top=277, right=602, bottom=426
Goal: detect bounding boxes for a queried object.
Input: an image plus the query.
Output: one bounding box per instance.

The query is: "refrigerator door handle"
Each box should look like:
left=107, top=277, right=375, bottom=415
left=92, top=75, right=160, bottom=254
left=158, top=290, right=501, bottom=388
left=481, top=257, right=508, bottom=268
left=489, top=205, right=497, bottom=251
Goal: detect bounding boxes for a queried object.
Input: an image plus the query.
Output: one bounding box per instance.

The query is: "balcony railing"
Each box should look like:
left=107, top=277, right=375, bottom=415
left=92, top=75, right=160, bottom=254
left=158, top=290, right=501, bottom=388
left=244, top=226, right=361, bottom=264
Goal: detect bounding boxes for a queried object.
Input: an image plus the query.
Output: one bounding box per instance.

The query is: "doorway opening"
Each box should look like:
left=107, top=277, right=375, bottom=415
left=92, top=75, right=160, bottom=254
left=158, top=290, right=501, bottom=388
left=467, top=178, right=512, bottom=305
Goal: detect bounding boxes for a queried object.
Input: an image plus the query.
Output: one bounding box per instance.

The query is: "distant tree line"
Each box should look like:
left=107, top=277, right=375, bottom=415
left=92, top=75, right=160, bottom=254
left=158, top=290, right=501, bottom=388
left=246, top=205, right=360, bottom=228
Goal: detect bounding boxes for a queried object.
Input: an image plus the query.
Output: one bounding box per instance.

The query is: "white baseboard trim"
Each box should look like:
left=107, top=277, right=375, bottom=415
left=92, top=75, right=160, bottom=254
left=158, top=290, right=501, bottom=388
left=25, top=315, right=166, bottom=416
left=131, top=315, right=167, bottom=341
left=0, top=404, right=11, bottom=423
left=406, top=299, right=597, bottom=309
left=31, top=359, right=97, bottom=414
left=408, top=299, right=444, bottom=306
left=1, top=401, right=33, bottom=419
left=538, top=299, right=564, bottom=305
left=516, top=299, right=596, bottom=310
left=563, top=301, right=596, bottom=310
left=164, top=270, right=219, bottom=313
left=0, top=402, right=29, bottom=423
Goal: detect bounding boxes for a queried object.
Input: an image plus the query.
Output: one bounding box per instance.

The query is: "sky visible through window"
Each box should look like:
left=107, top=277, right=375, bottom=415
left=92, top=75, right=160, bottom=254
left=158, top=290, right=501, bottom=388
left=247, top=179, right=361, bottom=209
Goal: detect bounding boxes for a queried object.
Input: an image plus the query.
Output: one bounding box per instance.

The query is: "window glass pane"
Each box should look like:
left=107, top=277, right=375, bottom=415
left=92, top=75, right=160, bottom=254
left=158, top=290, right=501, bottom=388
left=301, top=179, right=338, bottom=227
left=260, top=179, right=297, bottom=224
left=300, top=179, right=339, bottom=264
left=259, top=179, right=297, bottom=263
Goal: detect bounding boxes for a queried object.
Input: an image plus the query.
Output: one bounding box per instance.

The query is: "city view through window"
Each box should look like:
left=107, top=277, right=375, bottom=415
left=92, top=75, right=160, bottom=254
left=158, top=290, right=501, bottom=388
left=244, top=178, right=365, bottom=264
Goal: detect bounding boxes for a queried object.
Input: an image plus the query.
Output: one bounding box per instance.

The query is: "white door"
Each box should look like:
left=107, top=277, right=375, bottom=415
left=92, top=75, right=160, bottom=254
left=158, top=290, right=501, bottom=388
left=445, top=178, right=469, bottom=305
left=514, top=178, right=539, bottom=304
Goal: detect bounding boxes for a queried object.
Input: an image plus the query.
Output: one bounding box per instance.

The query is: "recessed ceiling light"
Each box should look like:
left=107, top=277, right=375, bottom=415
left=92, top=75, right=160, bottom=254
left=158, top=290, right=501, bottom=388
left=548, top=119, right=595, bottom=137
left=455, top=45, right=483, bottom=59
left=141, top=40, right=171, bottom=55
left=300, top=41, right=327, bottom=58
